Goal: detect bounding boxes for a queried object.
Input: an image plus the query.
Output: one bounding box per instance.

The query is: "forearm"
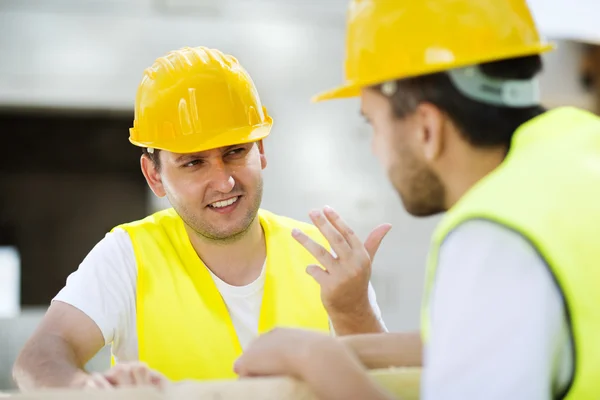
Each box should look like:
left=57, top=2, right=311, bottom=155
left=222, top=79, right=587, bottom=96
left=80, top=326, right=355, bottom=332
left=298, top=341, right=394, bottom=400
left=13, top=333, right=89, bottom=391
left=340, top=331, right=422, bottom=369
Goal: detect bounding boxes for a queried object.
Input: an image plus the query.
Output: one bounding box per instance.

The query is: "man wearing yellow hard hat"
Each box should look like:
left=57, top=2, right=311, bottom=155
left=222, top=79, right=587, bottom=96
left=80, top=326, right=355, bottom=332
left=234, top=1, right=600, bottom=399
left=12, top=46, right=389, bottom=390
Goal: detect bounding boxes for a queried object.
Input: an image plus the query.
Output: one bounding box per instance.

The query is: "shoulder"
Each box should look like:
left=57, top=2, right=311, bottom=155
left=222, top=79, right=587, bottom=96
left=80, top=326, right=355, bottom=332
left=425, top=219, right=571, bottom=399
left=86, top=228, right=136, bottom=263
left=440, top=219, right=542, bottom=265
left=433, top=218, right=563, bottom=328
left=53, top=228, right=137, bottom=345
left=58, top=228, right=137, bottom=286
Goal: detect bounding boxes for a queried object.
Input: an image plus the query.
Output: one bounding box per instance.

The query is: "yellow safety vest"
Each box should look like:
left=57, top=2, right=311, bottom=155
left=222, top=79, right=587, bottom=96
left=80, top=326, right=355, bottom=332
left=421, top=107, right=600, bottom=399
left=114, top=208, right=330, bottom=381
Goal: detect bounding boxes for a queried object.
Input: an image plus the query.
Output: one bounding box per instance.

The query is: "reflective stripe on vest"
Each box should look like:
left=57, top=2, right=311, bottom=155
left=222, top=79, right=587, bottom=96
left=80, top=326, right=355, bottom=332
left=114, top=208, right=330, bottom=381
left=421, top=107, right=600, bottom=399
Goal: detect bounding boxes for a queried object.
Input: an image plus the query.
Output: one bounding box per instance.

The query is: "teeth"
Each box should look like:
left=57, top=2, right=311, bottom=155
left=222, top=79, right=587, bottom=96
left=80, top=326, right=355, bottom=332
left=210, top=196, right=238, bottom=208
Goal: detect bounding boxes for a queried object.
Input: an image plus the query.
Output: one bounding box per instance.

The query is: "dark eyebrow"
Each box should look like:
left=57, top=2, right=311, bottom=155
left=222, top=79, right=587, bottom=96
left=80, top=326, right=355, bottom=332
left=174, top=153, right=204, bottom=163
left=174, top=144, right=251, bottom=163
left=223, top=143, right=252, bottom=153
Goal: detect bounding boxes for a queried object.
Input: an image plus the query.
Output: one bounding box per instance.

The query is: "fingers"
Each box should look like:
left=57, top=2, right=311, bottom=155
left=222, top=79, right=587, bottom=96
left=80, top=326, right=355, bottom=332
left=104, top=365, right=134, bottom=386
left=306, top=264, right=329, bottom=285
left=149, top=370, right=169, bottom=391
left=233, top=357, right=249, bottom=377
left=103, top=362, right=168, bottom=389
left=233, top=348, right=273, bottom=378
left=322, top=206, right=363, bottom=250
left=292, top=228, right=336, bottom=270
left=84, top=373, right=114, bottom=390
left=81, top=363, right=168, bottom=391
left=131, top=363, right=150, bottom=384
left=309, top=209, right=352, bottom=258
left=364, top=223, right=393, bottom=261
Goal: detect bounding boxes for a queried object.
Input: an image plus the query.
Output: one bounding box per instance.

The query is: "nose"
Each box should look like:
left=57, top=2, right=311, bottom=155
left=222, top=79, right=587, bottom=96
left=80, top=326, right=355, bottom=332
left=207, top=160, right=235, bottom=193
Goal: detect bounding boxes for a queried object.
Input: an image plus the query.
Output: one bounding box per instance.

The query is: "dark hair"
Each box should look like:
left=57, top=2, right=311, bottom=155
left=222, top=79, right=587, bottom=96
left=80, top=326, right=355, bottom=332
left=380, top=55, right=546, bottom=148
left=142, top=148, right=161, bottom=170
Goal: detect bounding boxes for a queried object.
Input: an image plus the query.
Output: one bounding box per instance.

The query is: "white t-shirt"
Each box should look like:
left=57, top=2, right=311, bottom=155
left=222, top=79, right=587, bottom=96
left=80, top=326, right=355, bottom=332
left=422, top=220, right=573, bottom=400
left=53, top=229, right=386, bottom=362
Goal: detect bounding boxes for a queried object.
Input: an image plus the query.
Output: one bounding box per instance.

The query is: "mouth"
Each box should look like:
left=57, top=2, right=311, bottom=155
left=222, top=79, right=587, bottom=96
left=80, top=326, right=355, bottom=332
left=207, top=196, right=240, bottom=212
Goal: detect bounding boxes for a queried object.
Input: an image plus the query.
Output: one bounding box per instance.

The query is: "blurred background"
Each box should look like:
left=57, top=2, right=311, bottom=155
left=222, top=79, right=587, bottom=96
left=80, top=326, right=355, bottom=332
left=0, top=0, right=599, bottom=391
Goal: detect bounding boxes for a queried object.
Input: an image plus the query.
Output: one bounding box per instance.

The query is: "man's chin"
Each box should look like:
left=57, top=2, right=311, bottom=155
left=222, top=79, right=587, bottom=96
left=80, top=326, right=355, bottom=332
left=199, top=216, right=257, bottom=242
left=401, top=199, right=444, bottom=218
left=396, top=192, right=438, bottom=218
left=201, top=227, right=252, bottom=243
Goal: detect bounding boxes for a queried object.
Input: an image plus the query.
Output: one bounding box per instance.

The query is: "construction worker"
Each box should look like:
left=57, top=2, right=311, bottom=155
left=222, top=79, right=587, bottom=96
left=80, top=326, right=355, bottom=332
left=12, top=46, right=389, bottom=390
left=234, top=1, right=600, bottom=399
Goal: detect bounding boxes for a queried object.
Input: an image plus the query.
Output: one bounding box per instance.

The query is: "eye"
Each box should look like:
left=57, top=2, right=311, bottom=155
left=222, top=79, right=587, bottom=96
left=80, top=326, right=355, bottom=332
left=183, top=159, right=202, bottom=167
left=226, top=147, right=247, bottom=157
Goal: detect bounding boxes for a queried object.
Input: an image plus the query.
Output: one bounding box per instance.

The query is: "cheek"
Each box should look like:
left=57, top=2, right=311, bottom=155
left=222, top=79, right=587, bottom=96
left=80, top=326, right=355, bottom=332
left=238, top=155, right=264, bottom=178
left=238, top=168, right=263, bottom=191
left=163, top=171, right=204, bottom=200
left=371, top=126, right=397, bottom=169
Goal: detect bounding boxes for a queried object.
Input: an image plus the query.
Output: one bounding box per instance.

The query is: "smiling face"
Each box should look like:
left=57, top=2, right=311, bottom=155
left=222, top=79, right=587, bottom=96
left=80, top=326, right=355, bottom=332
left=141, top=141, right=267, bottom=242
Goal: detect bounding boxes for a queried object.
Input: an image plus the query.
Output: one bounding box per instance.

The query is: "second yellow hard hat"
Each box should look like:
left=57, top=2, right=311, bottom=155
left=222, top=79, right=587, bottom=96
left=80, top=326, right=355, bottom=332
left=129, top=46, right=272, bottom=154
left=313, top=0, right=554, bottom=102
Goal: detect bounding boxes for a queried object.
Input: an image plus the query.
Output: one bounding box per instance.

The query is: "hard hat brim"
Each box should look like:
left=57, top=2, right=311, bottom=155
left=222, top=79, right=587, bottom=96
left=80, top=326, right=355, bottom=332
left=129, top=123, right=272, bottom=154
left=311, top=82, right=361, bottom=103
left=312, top=42, right=556, bottom=103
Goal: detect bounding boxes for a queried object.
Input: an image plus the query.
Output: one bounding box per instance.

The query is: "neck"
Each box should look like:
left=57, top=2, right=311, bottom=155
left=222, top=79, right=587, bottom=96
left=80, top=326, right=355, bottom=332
left=186, top=216, right=266, bottom=286
left=443, top=146, right=507, bottom=209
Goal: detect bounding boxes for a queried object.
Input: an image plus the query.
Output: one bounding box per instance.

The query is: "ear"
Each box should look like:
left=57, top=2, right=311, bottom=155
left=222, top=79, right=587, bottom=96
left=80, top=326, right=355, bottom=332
left=257, top=140, right=267, bottom=169
left=140, top=154, right=166, bottom=197
left=415, top=103, right=445, bottom=162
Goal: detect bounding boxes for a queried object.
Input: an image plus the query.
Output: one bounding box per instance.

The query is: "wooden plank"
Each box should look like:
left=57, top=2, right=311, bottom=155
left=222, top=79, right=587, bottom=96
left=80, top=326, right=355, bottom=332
left=3, top=387, right=162, bottom=400
left=3, top=368, right=421, bottom=399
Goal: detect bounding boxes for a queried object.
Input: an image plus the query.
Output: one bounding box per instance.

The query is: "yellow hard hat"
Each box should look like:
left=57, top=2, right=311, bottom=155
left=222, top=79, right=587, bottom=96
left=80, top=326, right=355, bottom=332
left=313, top=0, right=554, bottom=102
left=129, top=46, right=273, bottom=153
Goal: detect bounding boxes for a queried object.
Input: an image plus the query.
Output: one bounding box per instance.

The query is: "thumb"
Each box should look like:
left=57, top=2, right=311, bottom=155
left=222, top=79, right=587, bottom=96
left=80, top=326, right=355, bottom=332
left=233, top=356, right=247, bottom=376
left=306, top=265, right=329, bottom=285
left=364, top=223, right=392, bottom=262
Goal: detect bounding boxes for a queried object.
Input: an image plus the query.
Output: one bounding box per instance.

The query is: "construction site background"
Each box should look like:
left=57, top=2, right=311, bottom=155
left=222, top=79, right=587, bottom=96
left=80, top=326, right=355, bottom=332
left=0, top=0, right=599, bottom=393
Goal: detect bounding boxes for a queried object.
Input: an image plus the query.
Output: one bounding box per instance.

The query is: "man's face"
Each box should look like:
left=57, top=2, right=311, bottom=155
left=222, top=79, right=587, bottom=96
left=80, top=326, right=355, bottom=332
left=360, top=88, right=445, bottom=217
left=144, top=141, right=266, bottom=242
